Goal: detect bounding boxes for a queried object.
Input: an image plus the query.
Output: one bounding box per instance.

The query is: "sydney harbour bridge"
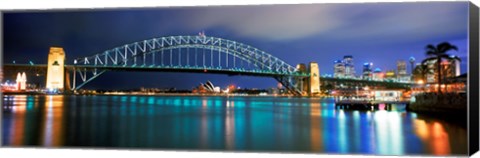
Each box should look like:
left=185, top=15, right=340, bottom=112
left=3, top=35, right=411, bottom=96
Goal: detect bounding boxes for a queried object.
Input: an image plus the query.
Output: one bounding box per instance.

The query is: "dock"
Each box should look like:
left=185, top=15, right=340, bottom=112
left=335, top=100, right=410, bottom=110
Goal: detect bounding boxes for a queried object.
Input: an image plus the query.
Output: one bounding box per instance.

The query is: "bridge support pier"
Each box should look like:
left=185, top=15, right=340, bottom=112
left=308, top=62, right=321, bottom=96
left=46, top=47, right=66, bottom=91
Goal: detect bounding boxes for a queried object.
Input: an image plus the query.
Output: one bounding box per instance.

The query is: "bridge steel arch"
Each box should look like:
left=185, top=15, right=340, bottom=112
left=72, top=35, right=308, bottom=95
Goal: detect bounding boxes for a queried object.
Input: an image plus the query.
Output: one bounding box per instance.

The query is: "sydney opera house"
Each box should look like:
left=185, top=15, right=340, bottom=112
left=193, top=81, right=221, bottom=93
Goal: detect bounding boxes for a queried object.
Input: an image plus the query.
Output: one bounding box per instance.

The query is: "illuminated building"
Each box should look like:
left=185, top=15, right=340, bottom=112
left=385, top=70, right=396, bottom=80
left=21, top=72, right=26, bottom=90
left=362, top=62, right=373, bottom=80
left=343, top=55, right=355, bottom=78
left=46, top=47, right=66, bottom=91
left=205, top=81, right=215, bottom=92
left=16, top=73, right=22, bottom=90
left=412, top=63, right=425, bottom=83
left=15, top=72, right=27, bottom=91
left=309, top=62, right=320, bottom=96
left=333, top=60, right=345, bottom=78
left=372, top=68, right=384, bottom=81
left=333, top=55, right=355, bottom=79
left=425, top=60, right=436, bottom=83
left=409, top=57, right=416, bottom=75
left=194, top=81, right=221, bottom=93
left=441, top=56, right=461, bottom=78
left=397, top=60, right=409, bottom=82
left=418, top=57, right=461, bottom=84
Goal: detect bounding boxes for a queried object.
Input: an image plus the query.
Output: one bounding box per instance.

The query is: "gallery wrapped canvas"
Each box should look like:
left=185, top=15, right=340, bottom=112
left=1, top=1, right=479, bottom=157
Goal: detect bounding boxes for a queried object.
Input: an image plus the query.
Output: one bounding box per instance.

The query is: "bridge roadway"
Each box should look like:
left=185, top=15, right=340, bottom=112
left=3, top=63, right=412, bottom=86
left=2, top=64, right=308, bottom=77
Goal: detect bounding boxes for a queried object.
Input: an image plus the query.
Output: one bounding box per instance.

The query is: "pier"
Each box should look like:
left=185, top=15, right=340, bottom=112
left=335, top=100, right=410, bottom=110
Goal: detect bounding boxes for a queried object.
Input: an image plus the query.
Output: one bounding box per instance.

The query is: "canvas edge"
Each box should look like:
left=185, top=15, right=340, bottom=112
left=468, top=1, right=480, bottom=156
left=0, top=10, right=4, bottom=147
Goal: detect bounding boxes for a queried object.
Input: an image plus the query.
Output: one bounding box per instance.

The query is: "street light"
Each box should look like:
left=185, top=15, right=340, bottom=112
left=416, top=80, right=424, bottom=85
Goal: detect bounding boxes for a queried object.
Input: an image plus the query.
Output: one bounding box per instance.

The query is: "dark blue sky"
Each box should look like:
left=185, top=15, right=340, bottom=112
left=3, top=2, right=469, bottom=89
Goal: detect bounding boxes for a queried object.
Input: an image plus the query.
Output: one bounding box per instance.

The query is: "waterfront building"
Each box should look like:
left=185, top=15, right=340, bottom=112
left=21, top=72, right=26, bottom=90
left=362, top=62, right=373, bottom=80
left=441, top=56, right=461, bottom=78
left=420, top=57, right=461, bottom=84
left=193, top=80, right=219, bottom=93
left=15, top=72, right=27, bottom=91
left=15, top=72, right=22, bottom=90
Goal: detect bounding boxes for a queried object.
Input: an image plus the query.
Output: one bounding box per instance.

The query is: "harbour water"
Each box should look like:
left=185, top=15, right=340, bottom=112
left=1, top=95, right=467, bottom=155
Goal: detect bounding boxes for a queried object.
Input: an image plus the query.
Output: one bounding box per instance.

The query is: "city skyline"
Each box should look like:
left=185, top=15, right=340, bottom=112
left=3, top=2, right=469, bottom=89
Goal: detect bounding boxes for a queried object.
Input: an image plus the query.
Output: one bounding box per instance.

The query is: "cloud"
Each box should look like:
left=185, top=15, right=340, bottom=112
left=172, top=2, right=467, bottom=42
left=328, top=2, right=468, bottom=42
left=179, top=4, right=344, bottom=41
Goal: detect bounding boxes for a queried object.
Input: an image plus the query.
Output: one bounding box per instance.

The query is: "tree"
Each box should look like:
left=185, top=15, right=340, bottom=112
left=421, top=42, right=458, bottom=93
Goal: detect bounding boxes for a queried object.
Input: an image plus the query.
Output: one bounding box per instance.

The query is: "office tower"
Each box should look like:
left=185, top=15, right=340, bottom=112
left=397, top=60, right=408, bottom=82
left=362, top=62, right=373, bottom=80
left=334, top=60, right=345, bottom=78
left=343, top=55, right=355, bottom=78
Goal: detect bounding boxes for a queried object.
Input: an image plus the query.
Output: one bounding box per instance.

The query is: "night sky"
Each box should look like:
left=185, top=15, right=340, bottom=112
left=3, top=2, right=469, bottom=90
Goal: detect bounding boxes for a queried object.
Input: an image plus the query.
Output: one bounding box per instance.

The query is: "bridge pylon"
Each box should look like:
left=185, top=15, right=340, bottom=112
left=46, top=47, right=66, bottom=91
left=296, top=62, right=321, bottom=96
left=308, top=62, right=321, bottom=96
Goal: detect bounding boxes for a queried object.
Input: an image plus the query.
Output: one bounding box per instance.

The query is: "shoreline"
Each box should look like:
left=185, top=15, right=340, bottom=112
left=2, top=92, right=331, bottom=98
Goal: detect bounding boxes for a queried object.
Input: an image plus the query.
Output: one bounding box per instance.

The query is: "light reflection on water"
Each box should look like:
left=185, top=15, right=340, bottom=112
left=2, top=95, right=467, bottom=155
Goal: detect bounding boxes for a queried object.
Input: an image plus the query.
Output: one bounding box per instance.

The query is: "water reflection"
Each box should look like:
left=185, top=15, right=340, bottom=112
left=10, top=95, right=27, bottom=146
left=413, top=119, right=453, bottom=155
left=41, top=95, right=64, bottom=147
left=1, top=95, right=467, bottom=155
left=225, top=99, right=235, bottom=150
left=310, top=102, right=321, bottom=151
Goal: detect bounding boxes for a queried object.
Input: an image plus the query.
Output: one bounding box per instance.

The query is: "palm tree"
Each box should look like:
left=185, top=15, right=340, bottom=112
left=421, top=42, right=458, bottom=93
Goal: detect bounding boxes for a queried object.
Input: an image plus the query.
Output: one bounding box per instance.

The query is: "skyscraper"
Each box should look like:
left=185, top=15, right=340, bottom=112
left=343, top=55, right=355, bottom=78
left=397, top=60, right=408, bottom=82
left=334, top=60, right=345, bottom=78
left=362, top=62, right=373, bottom=80
left=409, top=57, right=415, bottom=75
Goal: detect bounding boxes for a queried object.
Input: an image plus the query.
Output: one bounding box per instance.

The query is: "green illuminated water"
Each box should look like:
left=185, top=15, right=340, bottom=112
left=2, top=95, right=467, bottom=155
